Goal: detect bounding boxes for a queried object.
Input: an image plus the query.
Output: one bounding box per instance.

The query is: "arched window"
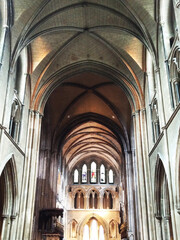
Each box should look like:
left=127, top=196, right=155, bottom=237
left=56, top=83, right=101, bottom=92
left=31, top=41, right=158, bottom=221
left=100, top=164, right=105, bottom=183
left=99, top=225, right=105, bottom=240
left=155, top=159, right=174, bottom=239
left=83, top=224, right=89, bottom=240
left=91, top=162, right=97, bottom=183
left=82, top=164, right=87, bottom=183
left=74, top=169, right=79, bottom=183
left=109, top=169, right=114, bottom=184
left=90, top=219, right=98, bottom=240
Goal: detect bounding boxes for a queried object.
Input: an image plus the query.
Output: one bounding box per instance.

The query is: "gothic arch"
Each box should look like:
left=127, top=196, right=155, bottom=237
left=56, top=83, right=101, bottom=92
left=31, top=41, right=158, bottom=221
left=69, top=219, right=78, bottom=238
left=0, top=156, right=18, bottom=239
left=32, top=61, right=142, bottom=114
left=72, top=187, right=86, bottom=198
left=109, top=219, right=118, bottom=238
left=78, top=213, right=108, bottom=240
left=154, top=156, right=174, bottom=239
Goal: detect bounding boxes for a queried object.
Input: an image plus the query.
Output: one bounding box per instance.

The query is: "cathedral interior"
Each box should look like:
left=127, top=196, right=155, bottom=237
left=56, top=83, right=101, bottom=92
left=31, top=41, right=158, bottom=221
left=0, top=0, right=180, bottom=240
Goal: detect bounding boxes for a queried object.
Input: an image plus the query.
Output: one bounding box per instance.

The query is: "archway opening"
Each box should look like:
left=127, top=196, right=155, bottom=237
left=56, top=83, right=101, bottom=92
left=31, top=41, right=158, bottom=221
left=82, top=218, right=105, bottom=240
left=155, top=159, right=174, bottom=240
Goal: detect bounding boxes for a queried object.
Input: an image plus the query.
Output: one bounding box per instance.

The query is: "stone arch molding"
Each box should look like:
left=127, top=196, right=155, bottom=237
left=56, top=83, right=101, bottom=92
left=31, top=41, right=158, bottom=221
left=69, top=219, right=78, bottom=238
left=0, top=154, right=18, bottom=217
left=78, top=213, right=108, bottom=240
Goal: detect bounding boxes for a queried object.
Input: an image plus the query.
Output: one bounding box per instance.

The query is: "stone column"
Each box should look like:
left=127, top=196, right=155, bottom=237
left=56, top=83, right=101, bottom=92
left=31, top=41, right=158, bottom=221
left=72, top=195, right=75, bottom=209
left=106, top=192, right=109, bottom=209
left=0, top=24, right=8, bottom=69
left=1, top=215, right=8, bottom=239
left=163, top=215, right=172, bottom=240
left=15, top=110, right=42, bottom=240
left=78, top=192, right=81, bottom=209
left=112, top=195, right=116, bottom=209
left=84, top=196, right=88, bottom=209
left=99, top=195, right=103, bottom=209
left=132, top=110, right=149, bottom=240
left=140, top=109, right=156, bottom=240
left=155, top=215, right=163, bottom=240
left=9, top=215, right=16, bottom=240
left=125, top=150, right=135, bottom=237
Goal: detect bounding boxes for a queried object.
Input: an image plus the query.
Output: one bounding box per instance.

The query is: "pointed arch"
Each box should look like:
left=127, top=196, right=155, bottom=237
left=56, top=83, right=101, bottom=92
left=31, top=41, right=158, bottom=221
left=154, top=156, right=174, bottom=239
left=0, top=155, right=18, bottom=239
left=78, top=213, right=108, bottom=240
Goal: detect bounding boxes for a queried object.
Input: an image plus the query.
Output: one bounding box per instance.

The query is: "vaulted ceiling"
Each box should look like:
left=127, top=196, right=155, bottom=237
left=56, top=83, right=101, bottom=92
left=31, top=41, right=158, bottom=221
left=10, top=0, right=157, bottom=157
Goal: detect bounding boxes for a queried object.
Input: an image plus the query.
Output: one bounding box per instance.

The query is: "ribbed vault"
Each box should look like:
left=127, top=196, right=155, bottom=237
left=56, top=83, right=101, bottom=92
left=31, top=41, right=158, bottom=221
left=62, top=121, right=122, bottom=172
left=9, top=0, right=157, bottom=116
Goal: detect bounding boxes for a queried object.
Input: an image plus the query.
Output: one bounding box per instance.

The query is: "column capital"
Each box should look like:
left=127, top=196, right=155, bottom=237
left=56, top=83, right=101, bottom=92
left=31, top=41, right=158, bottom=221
left=154, top=214, right=162, bottom=220
left=11, top=215, right=16, bottom=220
left=1, top=214, right=9, bottom=219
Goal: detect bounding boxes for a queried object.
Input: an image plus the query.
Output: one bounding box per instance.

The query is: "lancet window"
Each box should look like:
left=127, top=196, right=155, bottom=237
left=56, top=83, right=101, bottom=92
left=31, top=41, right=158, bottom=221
left=72, top=161, right=115, bottom=184
left=100, top=164, right=105, bottom=183
left=74, top=169, right=79, bottom=183
left=109, top=169, right=114, bottom=184
left=82, top=164, right=87, bottom=183
left=91, top=162, right=97, bottom=183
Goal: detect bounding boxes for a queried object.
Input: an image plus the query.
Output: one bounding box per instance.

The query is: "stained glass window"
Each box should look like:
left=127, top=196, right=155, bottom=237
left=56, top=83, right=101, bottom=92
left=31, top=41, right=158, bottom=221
left=74, top=169, right=79, bottom=183
left=109, top=169, right=114, bottom=183
left=82, top=164, right=87, bottom=183
left=91, top=162, right=96, bottom=183
left=100, top=164, right=105, bottom=183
